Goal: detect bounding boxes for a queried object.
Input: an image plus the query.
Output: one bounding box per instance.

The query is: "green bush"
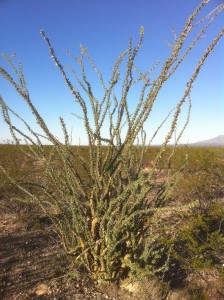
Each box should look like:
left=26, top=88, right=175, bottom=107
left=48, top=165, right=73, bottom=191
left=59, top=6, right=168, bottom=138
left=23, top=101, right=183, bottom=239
left=0, top=1, right=224, bottom=282
left=173, top=200, right=224, bottom=273
left=173, top=147, right=224, bottom=209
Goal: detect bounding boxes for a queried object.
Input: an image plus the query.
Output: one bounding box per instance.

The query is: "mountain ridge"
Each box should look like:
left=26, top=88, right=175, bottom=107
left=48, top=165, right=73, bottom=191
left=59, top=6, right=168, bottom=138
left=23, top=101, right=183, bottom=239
left=190, top=135, right=224, bottom=146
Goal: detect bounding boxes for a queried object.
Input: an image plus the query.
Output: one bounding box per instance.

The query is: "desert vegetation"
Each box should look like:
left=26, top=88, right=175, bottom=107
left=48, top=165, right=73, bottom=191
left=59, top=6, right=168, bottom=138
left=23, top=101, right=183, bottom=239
left=0, top=0, right=224, bottom=298
left=0, top=145, right=224, bottom=298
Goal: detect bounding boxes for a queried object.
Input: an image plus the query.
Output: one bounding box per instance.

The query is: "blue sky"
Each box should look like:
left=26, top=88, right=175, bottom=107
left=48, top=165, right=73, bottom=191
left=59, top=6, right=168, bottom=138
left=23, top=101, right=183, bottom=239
left=0, top=0, right=223, bottom=145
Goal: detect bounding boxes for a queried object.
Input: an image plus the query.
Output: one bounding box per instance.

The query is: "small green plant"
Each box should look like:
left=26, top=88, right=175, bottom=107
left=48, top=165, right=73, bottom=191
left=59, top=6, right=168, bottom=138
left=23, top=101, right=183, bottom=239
left=173, top=200, right=224, bottom=275
left=191, top=288, right=208, bottom=300
left=0, top=0, right=223, bottom=282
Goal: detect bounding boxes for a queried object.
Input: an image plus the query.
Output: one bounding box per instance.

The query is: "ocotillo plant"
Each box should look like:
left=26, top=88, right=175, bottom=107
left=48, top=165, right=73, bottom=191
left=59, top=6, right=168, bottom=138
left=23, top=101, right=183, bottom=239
left=0, top=0, right=223, bottom=281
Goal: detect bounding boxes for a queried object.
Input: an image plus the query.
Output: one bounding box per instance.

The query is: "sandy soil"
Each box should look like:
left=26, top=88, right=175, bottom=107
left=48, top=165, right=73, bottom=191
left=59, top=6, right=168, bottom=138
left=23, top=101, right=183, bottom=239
left=0, top=206, right=136, bottom=300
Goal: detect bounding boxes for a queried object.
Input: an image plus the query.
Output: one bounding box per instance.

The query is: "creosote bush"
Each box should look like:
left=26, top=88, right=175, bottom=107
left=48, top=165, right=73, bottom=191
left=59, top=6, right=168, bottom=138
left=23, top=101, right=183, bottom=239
left=171, top=147, right=224, bottom=210
left=0, top=0, right=224, bottom=282
left=173, top=200, right=224, bottom=272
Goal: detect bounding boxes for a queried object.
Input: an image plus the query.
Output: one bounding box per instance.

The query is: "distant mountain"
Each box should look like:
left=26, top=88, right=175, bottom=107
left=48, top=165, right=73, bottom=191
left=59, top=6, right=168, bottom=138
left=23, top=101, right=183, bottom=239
left=191, top=135, right=224, bottom=146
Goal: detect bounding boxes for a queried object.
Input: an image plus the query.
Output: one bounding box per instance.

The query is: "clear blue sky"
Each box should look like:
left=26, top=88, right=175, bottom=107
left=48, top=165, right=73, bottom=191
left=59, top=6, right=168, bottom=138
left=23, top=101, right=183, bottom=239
left=0, top=0, right=223, bottom=145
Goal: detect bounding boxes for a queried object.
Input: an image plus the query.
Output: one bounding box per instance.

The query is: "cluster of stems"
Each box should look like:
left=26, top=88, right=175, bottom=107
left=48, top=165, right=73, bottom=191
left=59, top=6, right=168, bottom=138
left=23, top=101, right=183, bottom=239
left=0, top=0, right=223, bottom=281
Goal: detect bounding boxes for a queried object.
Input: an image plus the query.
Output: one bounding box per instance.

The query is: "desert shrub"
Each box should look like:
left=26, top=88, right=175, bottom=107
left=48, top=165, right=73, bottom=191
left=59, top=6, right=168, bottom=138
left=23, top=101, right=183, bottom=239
left=0, top=1, right=223, bottom=282
left=172, top=200, right=224, bottom=273
left=173, top=147, right=224, bottom=209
